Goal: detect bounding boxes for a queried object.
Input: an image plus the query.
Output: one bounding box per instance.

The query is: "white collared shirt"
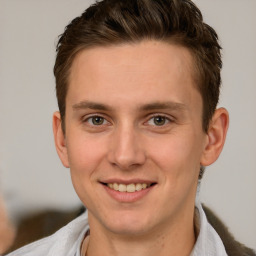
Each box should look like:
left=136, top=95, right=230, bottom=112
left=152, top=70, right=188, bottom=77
left=190, top=201, right=227, bottom=256
left=7, top=201, right=227, bottom=256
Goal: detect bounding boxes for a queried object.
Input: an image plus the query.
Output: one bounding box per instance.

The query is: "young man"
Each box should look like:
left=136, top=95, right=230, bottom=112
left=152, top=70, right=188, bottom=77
left=6, top=0, right=255, bottom=255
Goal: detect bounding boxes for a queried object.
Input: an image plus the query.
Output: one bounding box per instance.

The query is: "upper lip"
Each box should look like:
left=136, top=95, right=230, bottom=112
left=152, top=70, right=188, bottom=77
left=99, top=179, right=157, bottom=185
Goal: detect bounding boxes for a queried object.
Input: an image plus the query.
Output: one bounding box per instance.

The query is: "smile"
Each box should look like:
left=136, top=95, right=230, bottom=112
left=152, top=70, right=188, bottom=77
left=101, top=181, right=156, bottom=202
left=107, top=183, right=151, bottom=193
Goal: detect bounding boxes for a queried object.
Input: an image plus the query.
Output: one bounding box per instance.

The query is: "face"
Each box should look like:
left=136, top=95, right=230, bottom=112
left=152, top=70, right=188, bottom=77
left=54, top=40, right=216, bottom=237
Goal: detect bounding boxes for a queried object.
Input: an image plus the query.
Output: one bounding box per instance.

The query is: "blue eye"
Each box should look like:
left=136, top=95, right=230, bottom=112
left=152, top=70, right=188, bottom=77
left=87, top=116, right=107, bottom=125
left=148, top=116, right=169, bottom=126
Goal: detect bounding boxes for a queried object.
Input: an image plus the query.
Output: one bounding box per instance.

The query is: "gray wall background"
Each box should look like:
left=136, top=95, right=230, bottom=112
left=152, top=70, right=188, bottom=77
left=0, top=0, right=255, bottom=249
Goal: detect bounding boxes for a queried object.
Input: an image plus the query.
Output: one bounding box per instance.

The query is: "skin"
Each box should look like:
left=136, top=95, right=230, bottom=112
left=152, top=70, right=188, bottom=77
left=53, top=40, right=229, bottom=256
left=0, top=196, right=16, bottom=254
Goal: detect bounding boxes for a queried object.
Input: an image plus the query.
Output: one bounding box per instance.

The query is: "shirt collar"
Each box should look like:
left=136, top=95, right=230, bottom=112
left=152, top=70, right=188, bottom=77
left=190, top=200, right=228, bottom=256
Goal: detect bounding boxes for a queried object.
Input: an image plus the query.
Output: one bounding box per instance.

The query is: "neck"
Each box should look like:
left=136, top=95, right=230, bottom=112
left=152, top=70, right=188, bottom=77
left=84, top=210, right=196, bottom=256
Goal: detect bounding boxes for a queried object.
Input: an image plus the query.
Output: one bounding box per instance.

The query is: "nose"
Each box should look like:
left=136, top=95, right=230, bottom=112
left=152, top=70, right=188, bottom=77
left=107, top=124, right=146, bottom=170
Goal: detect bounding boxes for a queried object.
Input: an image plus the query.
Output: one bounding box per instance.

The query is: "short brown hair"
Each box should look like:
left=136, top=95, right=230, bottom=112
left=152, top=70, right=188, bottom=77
left=54, top=0, right=222, bottom=133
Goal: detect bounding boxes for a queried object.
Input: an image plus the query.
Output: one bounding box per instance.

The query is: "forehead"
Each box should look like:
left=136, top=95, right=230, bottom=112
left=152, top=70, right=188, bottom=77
left=68, top=40, right=200, bottom=110
left=70, top=40, right=195, bottom=82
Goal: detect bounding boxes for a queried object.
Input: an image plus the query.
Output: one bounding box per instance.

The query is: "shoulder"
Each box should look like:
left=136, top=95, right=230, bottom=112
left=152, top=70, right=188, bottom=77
left=6, top=211, right=89, bottom=256
left=202, top=204, right=256, bottom=256
left=5, top=235, right=57, bottom=256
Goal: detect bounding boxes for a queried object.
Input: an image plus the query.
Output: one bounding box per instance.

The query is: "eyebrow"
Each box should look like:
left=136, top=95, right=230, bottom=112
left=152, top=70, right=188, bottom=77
left=72, top=100, right=188, bottom=112
left=72, top=101, right=113, bottom=111
left=139, top=102, right=188, bottom=112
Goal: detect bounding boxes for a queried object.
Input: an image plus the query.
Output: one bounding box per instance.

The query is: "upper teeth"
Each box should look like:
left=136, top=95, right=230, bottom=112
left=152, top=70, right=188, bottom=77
left=107, top=183, right=149, bottom=193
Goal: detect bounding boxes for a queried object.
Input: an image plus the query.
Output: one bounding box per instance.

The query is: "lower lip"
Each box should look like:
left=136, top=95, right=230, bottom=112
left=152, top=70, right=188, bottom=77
left=102, top=184, right=154, bottom=203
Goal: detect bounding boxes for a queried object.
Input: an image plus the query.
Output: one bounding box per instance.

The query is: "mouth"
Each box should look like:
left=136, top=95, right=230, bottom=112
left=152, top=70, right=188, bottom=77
left=101, top=182, right=156, bottom=193
left=100, top=180, right=157, bottom=203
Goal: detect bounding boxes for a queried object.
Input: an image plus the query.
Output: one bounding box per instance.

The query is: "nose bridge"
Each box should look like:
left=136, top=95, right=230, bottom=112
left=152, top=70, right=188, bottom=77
left=108, top=121, right=146, bottom=169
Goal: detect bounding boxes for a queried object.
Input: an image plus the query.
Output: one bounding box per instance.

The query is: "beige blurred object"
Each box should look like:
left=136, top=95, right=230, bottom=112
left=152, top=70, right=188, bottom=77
left=0, top=196, right=16, bottom=254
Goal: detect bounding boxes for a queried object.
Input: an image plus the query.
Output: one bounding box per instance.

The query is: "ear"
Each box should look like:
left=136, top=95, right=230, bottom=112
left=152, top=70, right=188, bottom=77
left=200, top=108, right=229, bottom=166
left=52, top=111, right=70, bottom=168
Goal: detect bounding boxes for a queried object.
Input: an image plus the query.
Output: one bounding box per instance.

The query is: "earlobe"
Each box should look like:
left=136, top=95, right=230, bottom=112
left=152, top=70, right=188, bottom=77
left=200, top=108, right=229, bottom=166
left=52, top=111, right=70, bottom=168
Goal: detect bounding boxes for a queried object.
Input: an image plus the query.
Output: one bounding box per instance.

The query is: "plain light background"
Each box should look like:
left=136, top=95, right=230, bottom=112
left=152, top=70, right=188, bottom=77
left=0, top=0, right=255, bottom=250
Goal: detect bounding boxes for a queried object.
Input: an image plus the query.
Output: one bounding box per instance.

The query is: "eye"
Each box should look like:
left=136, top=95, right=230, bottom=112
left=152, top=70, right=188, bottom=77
left=87, top=116, right=107, bottom=126
left=147, top=115, right=170, bottom=126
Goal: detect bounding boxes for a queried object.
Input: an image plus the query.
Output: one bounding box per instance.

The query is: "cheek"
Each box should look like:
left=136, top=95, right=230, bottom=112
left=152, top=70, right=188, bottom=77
left=147, top=131, right=203, bottom=176
left=67, top=134, right=108, bottom=206
left=148, top=133, right=204, bottom=206
left=66, top=133, right=107, bottom=178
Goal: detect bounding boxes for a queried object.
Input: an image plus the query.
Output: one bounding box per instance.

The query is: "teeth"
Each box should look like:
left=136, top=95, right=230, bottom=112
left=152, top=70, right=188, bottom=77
left=107, top=183, right=150, bottom=192
left=118, top=184, right=126, bottom=192
left=127, top=184, right=135, bottom=193
left=135, top=183, right=142, bottom=191
left=113, top=183, right=119, bottom=190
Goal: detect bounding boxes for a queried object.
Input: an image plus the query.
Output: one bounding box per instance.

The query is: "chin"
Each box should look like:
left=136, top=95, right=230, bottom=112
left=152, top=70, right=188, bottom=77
left=106, top=222, right=150, bottom=236
left=101, top=210, right=154, bottom=236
